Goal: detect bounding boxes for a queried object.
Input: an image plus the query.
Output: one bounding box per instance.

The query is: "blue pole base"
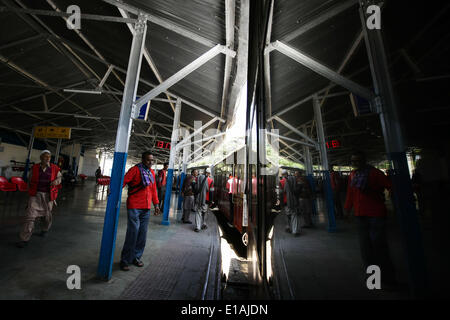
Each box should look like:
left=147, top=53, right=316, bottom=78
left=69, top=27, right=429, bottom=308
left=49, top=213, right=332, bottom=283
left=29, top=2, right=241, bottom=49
left=97, top=151, right=127, bottom=281
left=323, top=171, right=337, bottom=233
left=307, top=175, right=318, bottom=216
left=161, top=168, right=174, bottom=226
left=177, top=173, right=186, bottom=210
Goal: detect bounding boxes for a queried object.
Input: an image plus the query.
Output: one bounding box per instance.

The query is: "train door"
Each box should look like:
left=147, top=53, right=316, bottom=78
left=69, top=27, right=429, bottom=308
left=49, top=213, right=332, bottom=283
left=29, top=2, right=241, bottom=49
left=245, top=0, right=273, bottom=298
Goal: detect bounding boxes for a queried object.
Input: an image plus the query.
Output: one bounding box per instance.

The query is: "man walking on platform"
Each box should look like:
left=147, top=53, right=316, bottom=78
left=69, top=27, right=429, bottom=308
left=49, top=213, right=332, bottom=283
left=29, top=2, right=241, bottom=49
left=193, top=169, right=209, bottom=232
left=95, top=166, right=102, bottom=184
left=157, top=162, right=168, bottom=210
left=119, top=151, right=160, bottom=271
left=181, top=169, right=197, bottom=224
left=17, top=150, right=62, bottom=248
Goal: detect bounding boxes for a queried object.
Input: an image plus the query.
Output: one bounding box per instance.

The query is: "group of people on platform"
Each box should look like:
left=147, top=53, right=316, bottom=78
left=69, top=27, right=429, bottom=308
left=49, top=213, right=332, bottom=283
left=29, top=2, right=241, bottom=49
left=180, top=168, right=214, bottom=233
left=279, top=169, right=314, bottom=236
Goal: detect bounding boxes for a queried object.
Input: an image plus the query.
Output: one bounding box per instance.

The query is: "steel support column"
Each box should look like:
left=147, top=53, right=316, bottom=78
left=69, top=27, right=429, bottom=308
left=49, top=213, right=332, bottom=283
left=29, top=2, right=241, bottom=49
left=162, top=98, right=182, bottom=226
left=97, top=15, right=147, bottom=281
left=313, top=95, right=336, bottom=232
left=359, top=0, right=427, bottom=298
left=303, top=127, right=318, bottom=217
left=54, top=138, right=62, bottom=165
left=177, top=142, right=190, bottom=211
left=23, top=127, right=35, bottom=181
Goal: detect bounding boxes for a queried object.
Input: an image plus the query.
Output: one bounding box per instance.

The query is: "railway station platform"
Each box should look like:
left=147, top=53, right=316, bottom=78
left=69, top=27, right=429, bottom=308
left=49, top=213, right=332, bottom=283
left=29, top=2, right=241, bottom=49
left=1, top=179, right=449, bottom=300
left=0, top=180, right=221, bottom=300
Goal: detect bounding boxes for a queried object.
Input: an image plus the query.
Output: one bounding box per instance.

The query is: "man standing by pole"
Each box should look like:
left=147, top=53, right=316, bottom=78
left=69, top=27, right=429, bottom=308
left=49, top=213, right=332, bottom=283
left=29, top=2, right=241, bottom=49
left=119, top=151, right=160, bottom=271
left=181, top=169, right=197, bottom=224
left=284, top=171, right=301, bottom=236
left=194, top=169, right=209, bottom=232
left=17, top=150, right=62, bottom=248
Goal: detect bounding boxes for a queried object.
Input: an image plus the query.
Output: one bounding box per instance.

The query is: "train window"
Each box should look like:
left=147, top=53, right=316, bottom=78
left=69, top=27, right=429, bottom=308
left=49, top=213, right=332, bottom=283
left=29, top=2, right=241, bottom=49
left=236, top=164, right=245, bottom=194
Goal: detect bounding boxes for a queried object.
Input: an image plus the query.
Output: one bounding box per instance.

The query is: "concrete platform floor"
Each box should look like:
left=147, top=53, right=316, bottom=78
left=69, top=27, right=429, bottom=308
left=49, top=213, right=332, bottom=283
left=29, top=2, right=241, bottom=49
left=1, top=180, right=448, bottom=300
left=271, top=199, right=450, bottom=300
left=0, top=180, right=220, bottom=300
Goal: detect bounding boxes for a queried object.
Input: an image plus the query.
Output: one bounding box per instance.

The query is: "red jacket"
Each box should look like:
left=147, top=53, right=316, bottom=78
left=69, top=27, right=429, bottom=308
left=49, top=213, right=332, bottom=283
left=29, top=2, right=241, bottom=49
left=330, top=171, right=342, bottom=191
left=344, top=167, right=391, bottom=217
left=123, top=165, right=159, bottom=209
left=29, top=163, right=61, bottom=201
left=157, top=169, right=167, bottom=188
left=206, top=177, right=214, bottom=201
left=279, top=178, right=287, bottom=204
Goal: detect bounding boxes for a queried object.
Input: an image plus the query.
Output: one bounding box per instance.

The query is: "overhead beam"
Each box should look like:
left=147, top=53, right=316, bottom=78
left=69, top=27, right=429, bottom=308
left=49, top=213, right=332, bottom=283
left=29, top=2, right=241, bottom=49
left=118, top=7, right=176, bottom=113
left=267, top=94, right=313, bottom=122
left=135, top=44, right=235, bottom=109
left=218, top=0, right=235, bottom=128
left=44, top=0, right=125, bottom=88
left=0, top=53, right=107, bottom=129
left=272, top=116, right=317, bottom=146
left=266, top=131, right=316, bottom=148
left=101, top=0, right=217, bottom=48
left=281, top=0, right=359, bottom=43
left=270, top=40, right=374, bottom=101
left=0, top=34, right=45, bottom=50
left=47, top=34, right=225, bottom=121
left=0, top=6, right=138, bottom=23
left=176, top=117, right=219, bottom=150
left=264, top=0, right=274, bottom=128
left=3, top=0, right=111, bottom=129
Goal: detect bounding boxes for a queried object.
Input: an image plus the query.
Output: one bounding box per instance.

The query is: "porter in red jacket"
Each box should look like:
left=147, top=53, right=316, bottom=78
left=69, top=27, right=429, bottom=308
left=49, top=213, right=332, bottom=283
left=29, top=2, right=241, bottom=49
left=17, top=150, right=61, bottom=247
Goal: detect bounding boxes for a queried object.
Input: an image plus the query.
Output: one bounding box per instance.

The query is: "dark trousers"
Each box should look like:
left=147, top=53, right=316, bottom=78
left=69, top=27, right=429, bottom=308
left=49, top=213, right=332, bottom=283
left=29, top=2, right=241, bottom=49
left=228, top=193, right=234, bottom=224
left=333, top=190, right=344, bottom=218
left=356, top=216, right=396, bottom=283
left=158, top=186, right=166, bottom=209
left=121, top=209, right=150, bottom=265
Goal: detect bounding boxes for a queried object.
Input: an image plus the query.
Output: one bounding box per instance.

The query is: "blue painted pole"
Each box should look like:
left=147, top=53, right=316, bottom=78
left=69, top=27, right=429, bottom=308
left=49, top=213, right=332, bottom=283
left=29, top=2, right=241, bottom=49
left=303, top=138, right=318, bottom=216
left=97, top=16, right=147, bottom=281
left=177, top=172, right=186, bottom=210
left=162, top=169, right=174, bottom=225
left=359, top=1, right=427, bottom=297
left=161, top=98, right=182, bottom=226
left=313, top=95, right=336, bottom=232
left=307, top=174, right=318, bottom=216
left=323, top=171, right=336, bottom=232
left=97, top=152, right=128, bottom=278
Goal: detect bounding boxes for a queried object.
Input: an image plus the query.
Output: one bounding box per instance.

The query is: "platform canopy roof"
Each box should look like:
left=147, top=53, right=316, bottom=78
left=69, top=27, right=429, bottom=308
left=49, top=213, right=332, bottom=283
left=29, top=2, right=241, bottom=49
left=266, top=0, right=450, bottom=166
left=0, top=0, right=249, bottom=161
left=0, top=0, right=449, bottom=165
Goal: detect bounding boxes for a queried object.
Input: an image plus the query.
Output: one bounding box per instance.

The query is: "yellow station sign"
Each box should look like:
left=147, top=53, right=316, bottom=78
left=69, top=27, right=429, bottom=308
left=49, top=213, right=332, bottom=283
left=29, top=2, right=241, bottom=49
left=34, top=126, right=71, bottom=139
